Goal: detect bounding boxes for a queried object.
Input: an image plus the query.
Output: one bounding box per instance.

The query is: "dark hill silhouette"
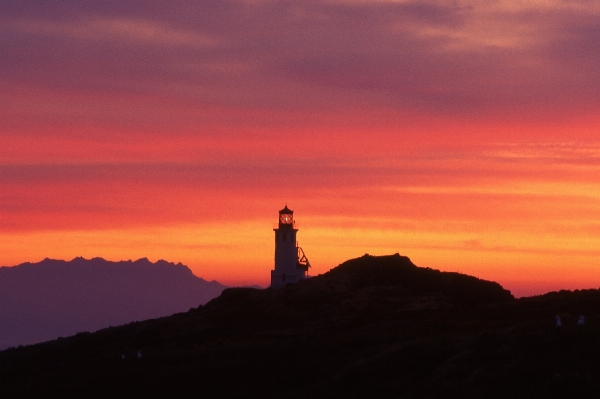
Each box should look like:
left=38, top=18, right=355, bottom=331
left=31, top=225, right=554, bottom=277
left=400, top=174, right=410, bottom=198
left=307, top=253, right=513, bottom=303
left=206, top=253, right=513, bottom=330
left=2, top=254, right=600, bottom=398
left=0, top=257, right=226, bottom=348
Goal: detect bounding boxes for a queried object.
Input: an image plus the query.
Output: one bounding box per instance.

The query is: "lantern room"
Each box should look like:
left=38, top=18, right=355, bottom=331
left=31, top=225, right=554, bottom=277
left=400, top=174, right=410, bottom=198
left=271, top=205, right=310, bottom=289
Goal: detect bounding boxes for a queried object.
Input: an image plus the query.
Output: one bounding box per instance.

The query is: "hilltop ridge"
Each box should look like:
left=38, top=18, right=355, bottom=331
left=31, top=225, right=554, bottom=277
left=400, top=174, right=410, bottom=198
left=206, top=253, right=513, bottom=330
left=304, top=253, right=512, bottom=303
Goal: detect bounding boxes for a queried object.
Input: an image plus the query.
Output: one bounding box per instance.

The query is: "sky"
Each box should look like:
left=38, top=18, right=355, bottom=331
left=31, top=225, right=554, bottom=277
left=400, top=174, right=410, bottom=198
left=1, top=0, right=600, bottom=297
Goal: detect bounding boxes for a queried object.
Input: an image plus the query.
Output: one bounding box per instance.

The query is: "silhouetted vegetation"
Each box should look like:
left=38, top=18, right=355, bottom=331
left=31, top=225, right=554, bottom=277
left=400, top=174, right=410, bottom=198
left=1, top=254, right=599, bottom=398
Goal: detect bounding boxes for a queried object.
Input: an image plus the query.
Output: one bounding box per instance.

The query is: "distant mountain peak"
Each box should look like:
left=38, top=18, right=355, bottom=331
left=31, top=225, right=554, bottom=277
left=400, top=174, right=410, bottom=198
left=25, top=257, right=190, bottom=271
left=0, top=257, right=227, bottom=349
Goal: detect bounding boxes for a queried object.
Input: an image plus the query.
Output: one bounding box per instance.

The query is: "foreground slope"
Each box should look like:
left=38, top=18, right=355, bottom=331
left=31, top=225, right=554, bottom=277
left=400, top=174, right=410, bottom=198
left=0, top=257, right=226, bottom=348
left=1, top=254, right=600, bottom=398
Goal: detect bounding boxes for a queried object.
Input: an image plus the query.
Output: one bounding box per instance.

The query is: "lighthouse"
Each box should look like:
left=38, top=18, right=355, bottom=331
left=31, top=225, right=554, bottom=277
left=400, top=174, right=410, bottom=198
left=271, top=205, right=310, bottom=289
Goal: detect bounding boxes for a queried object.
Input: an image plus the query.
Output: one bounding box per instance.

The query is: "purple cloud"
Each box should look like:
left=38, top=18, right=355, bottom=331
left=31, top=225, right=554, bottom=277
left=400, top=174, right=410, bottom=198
left=1, top=0, right=599, bottom=128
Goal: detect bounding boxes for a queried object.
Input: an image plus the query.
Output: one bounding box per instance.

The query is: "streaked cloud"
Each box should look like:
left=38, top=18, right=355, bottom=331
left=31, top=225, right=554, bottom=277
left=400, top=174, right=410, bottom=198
left=382, top=181, right=600, bottom=199
left=487, top=142, right=600, bottom=162
left=3, top=17, right=217, bottom=47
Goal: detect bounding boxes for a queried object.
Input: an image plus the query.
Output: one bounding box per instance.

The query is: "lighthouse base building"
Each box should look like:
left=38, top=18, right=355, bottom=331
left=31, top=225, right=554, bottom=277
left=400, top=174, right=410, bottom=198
left=271, top=205, right=310, bottom=289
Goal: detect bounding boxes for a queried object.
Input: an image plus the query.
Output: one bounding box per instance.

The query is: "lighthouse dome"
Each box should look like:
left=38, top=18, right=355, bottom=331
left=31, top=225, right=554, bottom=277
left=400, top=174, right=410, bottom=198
left=279, top=205, right=293, bottom=214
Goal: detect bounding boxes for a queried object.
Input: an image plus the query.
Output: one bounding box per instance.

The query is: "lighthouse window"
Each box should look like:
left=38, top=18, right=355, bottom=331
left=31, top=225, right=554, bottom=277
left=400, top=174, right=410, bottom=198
left=283, top=233, right=287, bottom=242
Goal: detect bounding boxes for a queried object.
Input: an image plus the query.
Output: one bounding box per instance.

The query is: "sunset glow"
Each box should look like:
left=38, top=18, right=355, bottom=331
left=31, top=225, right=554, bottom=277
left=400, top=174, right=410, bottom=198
left=2, top=1, right=600, bottom=297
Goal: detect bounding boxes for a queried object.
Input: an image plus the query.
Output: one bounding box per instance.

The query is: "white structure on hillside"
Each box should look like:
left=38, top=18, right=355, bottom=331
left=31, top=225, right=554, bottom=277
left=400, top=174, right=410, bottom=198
left=271, top=205, right=310, bottom=289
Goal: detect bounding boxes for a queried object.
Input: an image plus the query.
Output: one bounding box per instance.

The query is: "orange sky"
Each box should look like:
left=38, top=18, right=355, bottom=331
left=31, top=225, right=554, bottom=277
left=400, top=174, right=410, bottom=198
left=1, top=1, right=600, bottom=297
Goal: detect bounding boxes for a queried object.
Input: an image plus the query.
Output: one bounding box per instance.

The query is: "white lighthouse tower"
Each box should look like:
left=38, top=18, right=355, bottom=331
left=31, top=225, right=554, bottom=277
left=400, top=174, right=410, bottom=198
left=271, top=205, right=310, bottom=289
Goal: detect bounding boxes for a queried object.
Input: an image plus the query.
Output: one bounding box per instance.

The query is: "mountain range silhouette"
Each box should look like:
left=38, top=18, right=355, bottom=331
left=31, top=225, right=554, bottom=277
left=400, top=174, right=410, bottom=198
left=0, top=257, right=226, bottom=349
